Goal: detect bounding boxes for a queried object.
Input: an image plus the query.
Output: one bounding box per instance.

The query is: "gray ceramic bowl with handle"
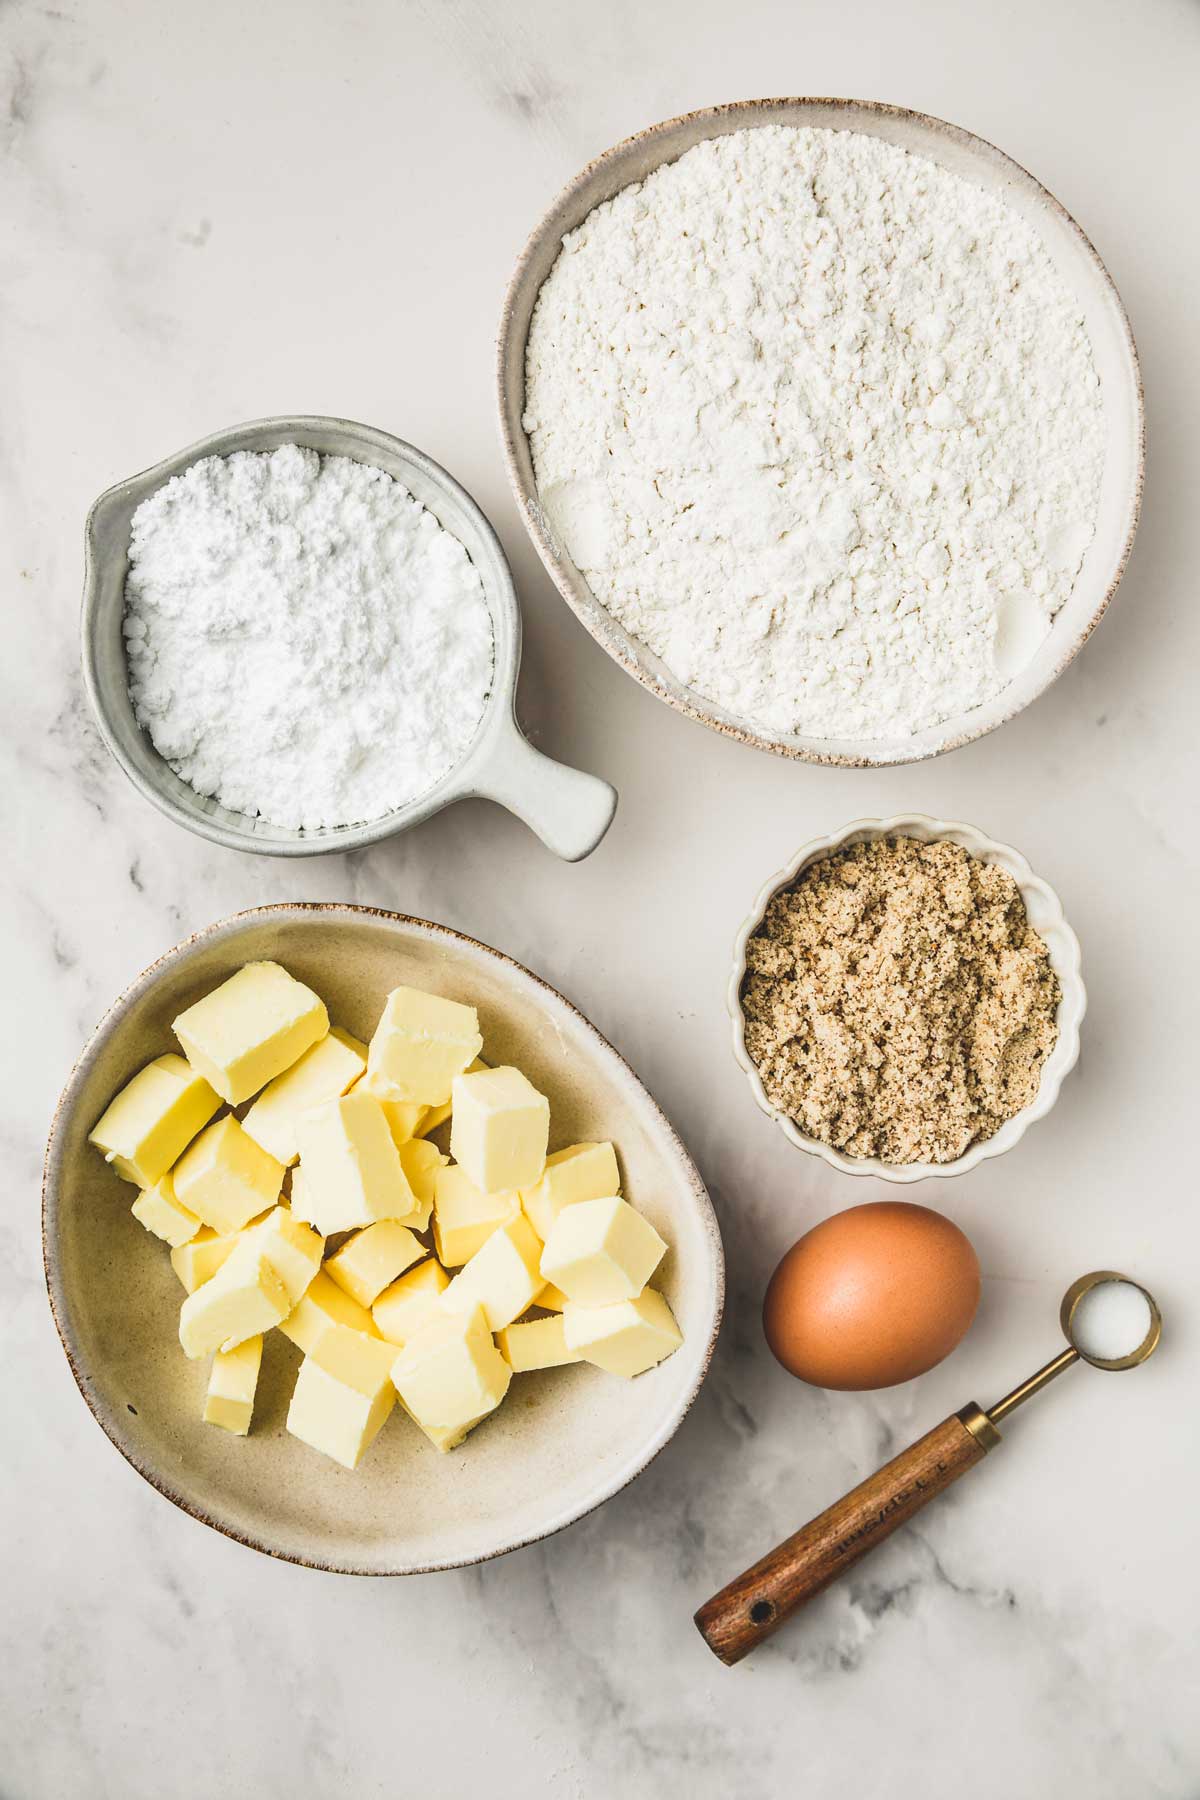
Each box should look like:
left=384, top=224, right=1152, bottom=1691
left=82, top=416, right=617, bottom=860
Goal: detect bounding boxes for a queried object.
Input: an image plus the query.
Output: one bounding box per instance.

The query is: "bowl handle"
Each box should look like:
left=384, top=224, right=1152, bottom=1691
left=478, top=716, right=617, bottom=861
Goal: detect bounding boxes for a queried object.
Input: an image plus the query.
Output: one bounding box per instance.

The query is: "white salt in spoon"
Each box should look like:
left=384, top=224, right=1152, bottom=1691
left=696, top=1271, right=1161, bottom=1665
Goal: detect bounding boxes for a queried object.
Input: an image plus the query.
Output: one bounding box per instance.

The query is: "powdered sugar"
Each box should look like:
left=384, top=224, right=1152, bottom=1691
left=124, top=446, right=494, bottom=830
left=524, top=125, right=1105, bottom=741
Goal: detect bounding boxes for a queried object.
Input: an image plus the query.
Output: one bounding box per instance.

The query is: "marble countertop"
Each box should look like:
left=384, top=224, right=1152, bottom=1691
left=4, top=0, right=1198, bottom=1793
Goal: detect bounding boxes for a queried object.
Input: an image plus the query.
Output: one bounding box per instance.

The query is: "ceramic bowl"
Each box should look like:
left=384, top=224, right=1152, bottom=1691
left=43, top=904, right=723, bottom=1574
left=82, top=416, right=617, bottom=860
left=498, top=97, right=1144, bottom=768
left=729, top=814, right=1085, bottom=1182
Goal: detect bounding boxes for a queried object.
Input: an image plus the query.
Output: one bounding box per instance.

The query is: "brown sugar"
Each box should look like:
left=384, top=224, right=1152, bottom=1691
left=741, top=836, right=1061, bottom=1165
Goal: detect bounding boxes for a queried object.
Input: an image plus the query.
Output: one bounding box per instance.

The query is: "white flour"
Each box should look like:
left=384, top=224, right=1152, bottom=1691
left=124, top=446, right=494, bottom=830
left=524, top=126, right=1105, bottom=740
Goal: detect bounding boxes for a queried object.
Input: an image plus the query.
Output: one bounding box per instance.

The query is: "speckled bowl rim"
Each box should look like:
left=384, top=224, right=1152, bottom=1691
left=728, top=815, right=1086, bottom=1181
left=42, top=903, right=725, bottom=1576
left=497, top=96, right=1146, bottom=769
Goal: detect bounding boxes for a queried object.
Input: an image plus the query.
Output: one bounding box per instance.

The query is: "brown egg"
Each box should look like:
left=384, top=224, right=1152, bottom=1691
left=762, top=1202, right=980, bottom=1390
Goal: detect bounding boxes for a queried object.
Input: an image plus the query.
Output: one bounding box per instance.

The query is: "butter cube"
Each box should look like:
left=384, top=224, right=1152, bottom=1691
left=441, top=1212, right=544, bottom=1332
left=171, top=1226, right=242, bottom=1293
left=364, top=986, right=483, bottom=1106
left=432, top=1164, right=519, bottom=1267
left=391, top=1305, right=511, bottom=1435
left=130, top=1174, right=201, bottom=1248
left=178, top=1245, right=290, bottom=1358
left=496, top=1314, right=583, bottom=1372
left=241, top=1027, right=366, bottom=1164
left=279, top=1269, right=379, bottom=1355
left=449, top=1066, right=549, bottom=1194
left=393, top=1137, right=447, bottom=1231
left=294, top=1091, right=415, bottom=1233
left=286, top=1326, right=397, bottom=1469
left=203, top=1335, right=263, bottom=1435
left=242, top=1204, right=324, bottom=1305
left=533, top=1280, right=570, bottom=1312
left=89, top=1053, right=220, bottom=1188
left=373, top=1258, right=450, bottom=1347
left=325, top=1222, right=425, bottom=1310
left=521, top=1141, right=620, bottom=1242
left=562, top=1289, right=683, bottom=1377
left=397, top=1397, right=488, bottom=1454
left=172, top=1114, right=285, bottom=1235
left=417, top=1057, right=488, bottom=1138
left=377, top=1095, right=429, bottom=1148
left=173, top=961, right=329, bottom=1105
left=539, top=1196, right=667, bottom=1307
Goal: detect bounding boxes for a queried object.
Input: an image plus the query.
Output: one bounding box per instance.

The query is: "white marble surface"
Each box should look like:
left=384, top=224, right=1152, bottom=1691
left=3, top=0, right=1198, bottom=1793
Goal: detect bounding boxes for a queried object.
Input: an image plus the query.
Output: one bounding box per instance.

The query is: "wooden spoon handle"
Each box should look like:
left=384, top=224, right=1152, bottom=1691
left=694, top=1406, right=998, bottom=1666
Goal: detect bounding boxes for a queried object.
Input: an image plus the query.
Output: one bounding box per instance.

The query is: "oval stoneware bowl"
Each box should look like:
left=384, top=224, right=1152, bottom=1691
left=44, top=904, right=724, bottom=1574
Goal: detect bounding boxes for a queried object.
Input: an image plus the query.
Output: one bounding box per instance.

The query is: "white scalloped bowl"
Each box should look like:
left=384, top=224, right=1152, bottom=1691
left=729, top=814, right=1085, bottom=1183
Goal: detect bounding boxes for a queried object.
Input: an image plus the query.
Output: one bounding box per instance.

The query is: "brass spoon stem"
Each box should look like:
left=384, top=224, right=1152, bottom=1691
left=986, top=1346, right=1080, bottom=1425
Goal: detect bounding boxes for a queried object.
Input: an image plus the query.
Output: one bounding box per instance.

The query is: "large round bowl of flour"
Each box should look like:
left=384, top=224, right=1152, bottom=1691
left=498, top=100, right=1144, bottom=767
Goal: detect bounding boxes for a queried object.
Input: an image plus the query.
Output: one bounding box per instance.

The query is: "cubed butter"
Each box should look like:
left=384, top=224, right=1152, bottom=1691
left=540, top=1196, right=667, bottom=1307
left=364, top=986, right=483, bottom=1106
left=178, top=1244, right=290, bottom=1359
left=130, top=1174, right=201, bottom=1248
left=496, top=1314, right=583, bottom=1372
left=534, top=1281, right=570, bottom=1312
left=376, top=1094, right=429, bottom=1148
left=172, top=1114, right=285, bottom=1235
left=171, top=1225, right=242, bottom=1294
left=432, top=1164, right=519, bottom=1267
left=441, top=1212, right=544, bottom=1332
left=449, top=1065, right=549, bottom=1195
left=88, top=1053, right=220, bottom=1188
left=241, top=1027, right=366, bottom=1164
left=286, top=1326, right=396, bottom=1469
left=294, top=1090, right=416, bottom=1233
left=242, top=1204, right=324, bottom=1305
left=372, top=1258, right=450, bottom=1347
left=203, top=1334, right=263, bottom=1435
left=391, top=1304, right=511, bottom=1436
left=397, top=1396, right=487, bottom=1454
left=173, top=961, right=329, bottom=1105
left=521, top=1141, right=620, bottom=1242
left=393, top=1137, right=447, bottom=1231
left=417, top=1057, right=487, bottom=1138
left=325, top=1221, right=425, bottom=1310
left=562, top=1289, right=683, bottom=1377
left=279, top=1269, right=379, bottom=1355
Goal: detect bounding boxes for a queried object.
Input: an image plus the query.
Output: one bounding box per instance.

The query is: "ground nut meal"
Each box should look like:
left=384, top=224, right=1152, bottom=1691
left=741, top=836, right=1061, bottom=1164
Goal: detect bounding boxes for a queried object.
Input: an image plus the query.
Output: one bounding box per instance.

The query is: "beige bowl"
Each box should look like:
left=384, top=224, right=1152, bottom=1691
left=497, top=97, right=1144, bottom=767
left=729, top=815, right=1085, bottom=1182
left=43, top=905, right=723, bottom=1574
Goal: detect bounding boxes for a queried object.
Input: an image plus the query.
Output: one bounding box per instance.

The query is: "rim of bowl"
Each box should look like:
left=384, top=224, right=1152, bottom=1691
left=81, top=415, right=520, bottom=857
left=43, top=902, right=725, bottom=1575
left=497, top=95, right=1146, bottom=769
left=727, top=814, right=1086, bottom=1182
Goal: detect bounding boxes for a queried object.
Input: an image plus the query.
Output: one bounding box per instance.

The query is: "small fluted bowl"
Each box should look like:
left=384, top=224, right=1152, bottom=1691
left=729, top=814, right=1085, bottom=1183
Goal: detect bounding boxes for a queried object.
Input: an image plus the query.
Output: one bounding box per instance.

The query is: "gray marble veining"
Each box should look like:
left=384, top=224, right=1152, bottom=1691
left=3, top=0, right=1199, bottom=1794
